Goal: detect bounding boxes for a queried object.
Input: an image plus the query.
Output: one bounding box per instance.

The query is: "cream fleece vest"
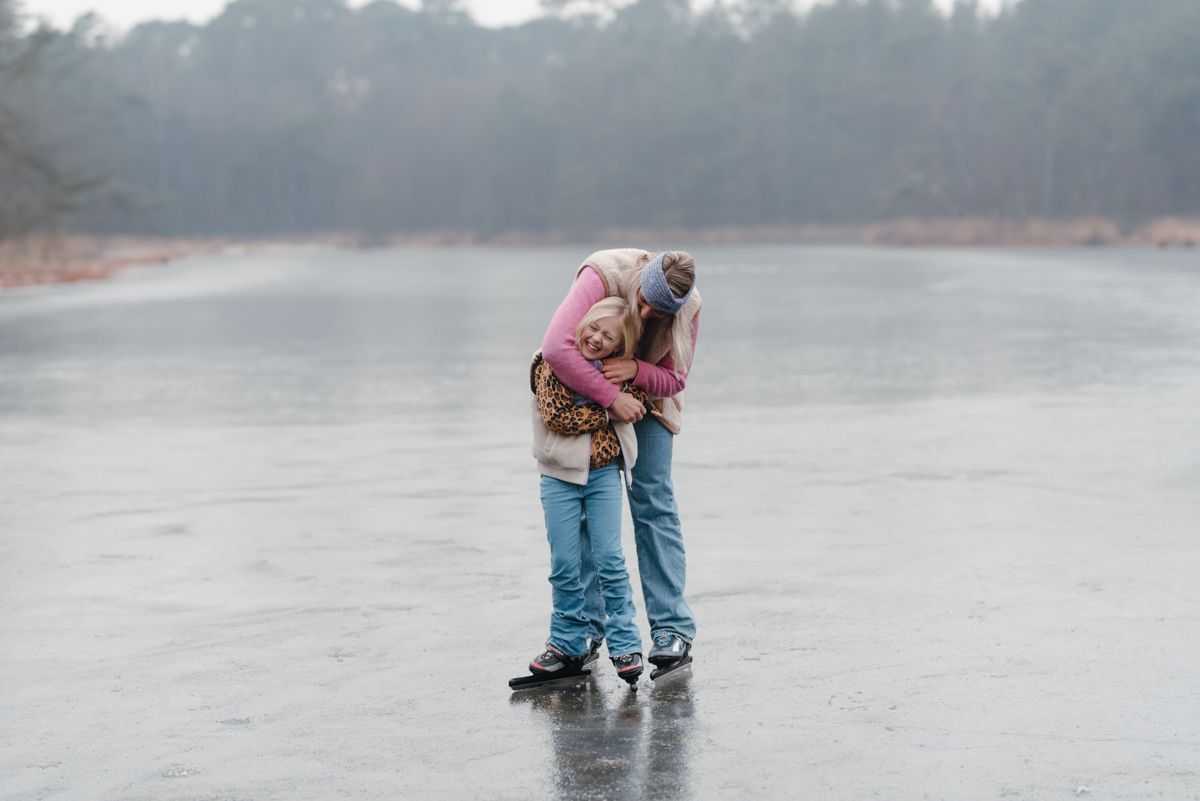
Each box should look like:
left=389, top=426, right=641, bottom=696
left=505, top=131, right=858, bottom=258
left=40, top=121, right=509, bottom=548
left=576, top=249, right=702, bottom=434
left=530, top=394, right=638, bottom=488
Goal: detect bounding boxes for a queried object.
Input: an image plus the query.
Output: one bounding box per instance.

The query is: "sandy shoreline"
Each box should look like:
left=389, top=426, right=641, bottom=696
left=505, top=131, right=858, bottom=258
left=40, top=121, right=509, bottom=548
left=2, top=217, right=1196, bottom=289
left=0, top=236, right=226, bottom=289
left=0, top=234, right=364, bottom=290
left=573, top=215, right=1200, bottom=249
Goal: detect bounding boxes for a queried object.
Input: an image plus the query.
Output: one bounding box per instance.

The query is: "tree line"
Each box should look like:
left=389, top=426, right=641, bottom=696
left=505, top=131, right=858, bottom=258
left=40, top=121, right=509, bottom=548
left=2, top=0, right=1198, bottom=239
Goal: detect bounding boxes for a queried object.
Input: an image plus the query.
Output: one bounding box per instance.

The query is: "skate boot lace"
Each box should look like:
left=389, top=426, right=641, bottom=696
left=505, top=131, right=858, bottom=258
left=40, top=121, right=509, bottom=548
left=538, top=645, right=564, bottom=663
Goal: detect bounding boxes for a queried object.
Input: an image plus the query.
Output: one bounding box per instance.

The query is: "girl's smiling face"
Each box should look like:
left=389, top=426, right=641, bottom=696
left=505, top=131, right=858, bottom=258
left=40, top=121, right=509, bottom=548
left=581, top=315, right=623, bottom=360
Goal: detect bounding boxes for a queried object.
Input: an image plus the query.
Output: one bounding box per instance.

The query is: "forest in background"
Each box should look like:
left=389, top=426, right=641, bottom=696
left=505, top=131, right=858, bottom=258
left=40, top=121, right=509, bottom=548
left=1, top=0, right=1199, bottom=242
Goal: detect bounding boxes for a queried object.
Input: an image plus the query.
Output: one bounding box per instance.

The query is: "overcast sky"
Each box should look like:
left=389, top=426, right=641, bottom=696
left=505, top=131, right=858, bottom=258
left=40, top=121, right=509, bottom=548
left=21, top=0, right=538, bottom=29
left=21, top=0, right=1007, bottom=33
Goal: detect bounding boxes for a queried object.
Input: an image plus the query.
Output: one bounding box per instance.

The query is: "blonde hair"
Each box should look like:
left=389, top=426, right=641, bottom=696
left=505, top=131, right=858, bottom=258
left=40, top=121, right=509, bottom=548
left=574, top=297, right=641, bottom=361
left=624, top=250, right=696, bottom=374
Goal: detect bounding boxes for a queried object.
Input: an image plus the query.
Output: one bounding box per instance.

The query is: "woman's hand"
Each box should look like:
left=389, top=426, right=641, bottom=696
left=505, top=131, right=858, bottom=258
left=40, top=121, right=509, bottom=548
left=602, top=358, right=638, bottom=385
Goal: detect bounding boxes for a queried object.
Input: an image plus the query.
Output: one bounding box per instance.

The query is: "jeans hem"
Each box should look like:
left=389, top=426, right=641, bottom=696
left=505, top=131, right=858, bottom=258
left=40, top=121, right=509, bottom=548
left=650, top=629, right=694, bottom=645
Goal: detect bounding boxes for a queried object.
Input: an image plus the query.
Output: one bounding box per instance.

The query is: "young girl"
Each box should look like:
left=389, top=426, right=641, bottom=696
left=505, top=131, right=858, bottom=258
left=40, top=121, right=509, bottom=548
left=521, top=297, right=648, bottom=687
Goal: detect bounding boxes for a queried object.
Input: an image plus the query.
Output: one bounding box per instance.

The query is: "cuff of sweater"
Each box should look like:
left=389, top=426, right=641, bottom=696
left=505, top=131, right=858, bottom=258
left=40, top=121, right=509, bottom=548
left=596, top=382, right=620, bottom=408
left=631, top=360, right=657, bottom=392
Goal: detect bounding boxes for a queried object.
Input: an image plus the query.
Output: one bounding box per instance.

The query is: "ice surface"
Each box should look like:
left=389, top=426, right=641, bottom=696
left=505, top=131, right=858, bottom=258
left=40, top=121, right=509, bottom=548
left=2, top=246, right=1198, bottom=799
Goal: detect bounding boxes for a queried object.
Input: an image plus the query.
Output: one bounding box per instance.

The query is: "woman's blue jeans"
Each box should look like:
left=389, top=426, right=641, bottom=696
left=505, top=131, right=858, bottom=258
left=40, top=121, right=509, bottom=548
left=540, top=464, right=641, bottom=658
left=581, top=418, right=696, bottom=646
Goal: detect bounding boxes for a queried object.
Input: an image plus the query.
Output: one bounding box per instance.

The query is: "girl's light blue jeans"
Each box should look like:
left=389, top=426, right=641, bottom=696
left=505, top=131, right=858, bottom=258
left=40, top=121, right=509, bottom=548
left=581, top=418, right=696, bottom=646
left=540, top=464, right=641, bottom=658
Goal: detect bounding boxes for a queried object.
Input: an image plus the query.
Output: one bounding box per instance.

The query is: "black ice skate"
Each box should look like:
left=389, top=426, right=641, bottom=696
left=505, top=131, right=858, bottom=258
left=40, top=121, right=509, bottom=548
left=611, top=653, right=643, bottom=690
left=648, top=633, right=693, bottom=682
left=508, top=644, right=591, bottom=691
left=583, top=638, right=602, bottom=668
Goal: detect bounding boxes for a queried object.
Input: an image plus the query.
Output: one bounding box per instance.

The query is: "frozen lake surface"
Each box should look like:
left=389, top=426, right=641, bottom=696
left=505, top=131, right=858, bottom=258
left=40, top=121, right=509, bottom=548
left=2, top=245, right=1198, bottom=800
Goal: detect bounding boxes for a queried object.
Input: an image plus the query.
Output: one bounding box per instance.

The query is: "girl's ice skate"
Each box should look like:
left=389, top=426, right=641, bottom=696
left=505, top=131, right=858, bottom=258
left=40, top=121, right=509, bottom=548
left=611, top=653, right=644, bottom=690
left=508, top=644, right=591, bottom=691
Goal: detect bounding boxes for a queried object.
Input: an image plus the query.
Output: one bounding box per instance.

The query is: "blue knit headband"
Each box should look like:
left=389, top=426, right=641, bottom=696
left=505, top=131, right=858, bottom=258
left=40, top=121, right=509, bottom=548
left=641, top=253, right=694, bottom=315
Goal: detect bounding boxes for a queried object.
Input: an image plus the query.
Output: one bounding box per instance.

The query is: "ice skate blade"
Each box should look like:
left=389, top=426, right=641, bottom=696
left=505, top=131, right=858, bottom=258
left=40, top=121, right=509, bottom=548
left=508, top=668, right=592, bottom=691
left=649, top=655, right=692, bottom=682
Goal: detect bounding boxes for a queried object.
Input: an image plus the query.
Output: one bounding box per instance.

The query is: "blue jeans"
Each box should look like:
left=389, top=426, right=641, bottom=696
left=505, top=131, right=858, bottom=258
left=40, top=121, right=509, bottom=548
left=581, top=418, right=696, bottom=645
left=540, top=465, right=641, bottom=658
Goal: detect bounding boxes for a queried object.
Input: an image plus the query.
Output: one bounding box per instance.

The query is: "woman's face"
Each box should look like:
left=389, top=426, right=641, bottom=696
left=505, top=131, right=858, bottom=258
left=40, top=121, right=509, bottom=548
left=581, top=315, right=623, bottom=360
left=636, top=289, right=670, bottom=321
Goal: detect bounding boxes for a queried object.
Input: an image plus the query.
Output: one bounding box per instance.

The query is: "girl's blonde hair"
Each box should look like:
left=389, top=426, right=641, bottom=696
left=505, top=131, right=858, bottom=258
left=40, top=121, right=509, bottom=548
left=574, top=297, right=640, bottom=361
left=623, top=250, right=696, bottom=374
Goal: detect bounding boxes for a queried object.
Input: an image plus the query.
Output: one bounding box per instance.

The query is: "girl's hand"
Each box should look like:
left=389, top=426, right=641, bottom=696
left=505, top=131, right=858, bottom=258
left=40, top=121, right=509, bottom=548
left=607, top=392, right=645, bottom=422
left=601, top=358, right=638, bottom=385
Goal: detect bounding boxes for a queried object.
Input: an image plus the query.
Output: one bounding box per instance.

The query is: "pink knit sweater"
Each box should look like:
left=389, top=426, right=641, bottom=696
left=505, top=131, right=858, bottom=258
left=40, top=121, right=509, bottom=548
left=541, top=267, right=701, bottom=408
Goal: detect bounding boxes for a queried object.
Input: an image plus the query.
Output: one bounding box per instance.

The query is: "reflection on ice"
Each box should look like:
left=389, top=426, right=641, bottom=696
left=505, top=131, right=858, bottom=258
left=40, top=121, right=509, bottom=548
left=512, top=675, right=696, bottom=800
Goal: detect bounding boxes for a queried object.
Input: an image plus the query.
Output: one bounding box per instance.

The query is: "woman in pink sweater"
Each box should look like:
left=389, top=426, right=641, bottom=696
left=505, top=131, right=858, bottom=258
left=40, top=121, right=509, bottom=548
left=540, top=249, right=701, bottom=676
